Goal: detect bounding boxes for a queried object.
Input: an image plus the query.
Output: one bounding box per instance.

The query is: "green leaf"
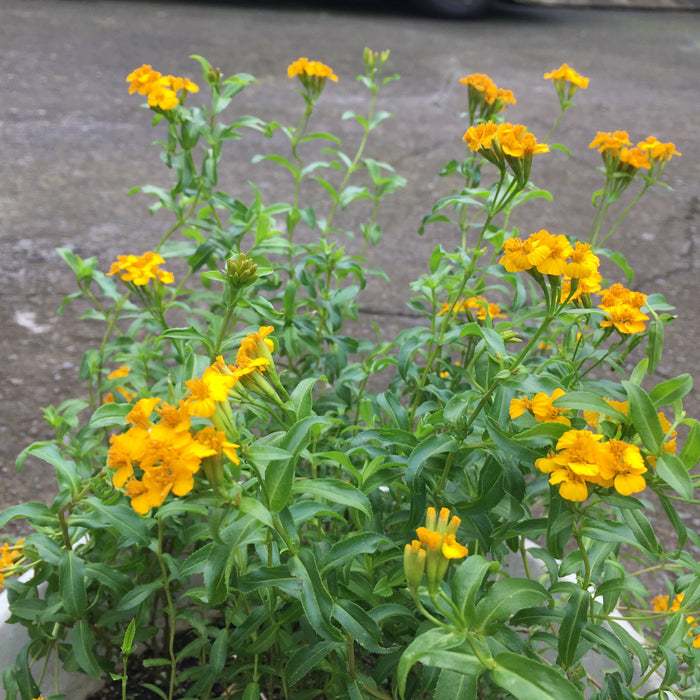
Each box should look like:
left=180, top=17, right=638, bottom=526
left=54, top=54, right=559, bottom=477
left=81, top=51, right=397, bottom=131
left=644, top=314, right=664, bottom=373
left=321, top=532, right=391, bottom=574
left=491, top=653, right=584, bottom=700
left=552, top=392, right=627, bottom=424
left=289, top=377, right=319, bottom=420
left=286, top=642, right=343, bottom=687
left=238, top=497, right=275, bottom=530
left=623, top=381, right=665, bottom=453
left=397, top=629, right=469, bottom=698
left=679, top=419, right=700, bottom=470
left=0, top=502, right=55, bottom=529
left=654, top=452, right=693, bottom=504
left=59, top=550, right=88, bottom=618
left=84, top=498, right=153, bottom=546
left=288, top=550, right=339, bottom=642
left=88, top=402, right=132, bottom=429
left=210, top=627, right=228, bottom=674
left=475, top=578, right=549, bottom=632
left=406, top=434, right=458, bottom=487
left=291, top=478, right=372, bottom=519
left=20, top=443, right=81, bottom=494
left=434, top=669, right=478, bottom=699
left=332, top=600, right=386, bottom=653
left=242, top=683, right=261, bottom=700
left=608, top=620, right=648, bottom=675
left=581, top=624, right=635, bottom=683
left=73, top=619, right=103, bottom=678
left=556, top=587, right=588, bottom=668
left=620, top=506, right=662, bottom=557
left=450, top=555, right=493, bottom=626
left=649, top=373, right=693, bottom=409
left=266, top=416, right=329, bottom=512
left=116, top=581, right=162, bottom=611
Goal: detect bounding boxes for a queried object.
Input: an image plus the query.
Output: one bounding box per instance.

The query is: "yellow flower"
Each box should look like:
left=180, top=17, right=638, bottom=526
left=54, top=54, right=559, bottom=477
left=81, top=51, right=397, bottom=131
left=544, top=63, right=590, bottom=90
left=637, top=136, right=681, bottom=163
left=126, top=397, right=161, bottom=429
left=590, top=130, right=631, bottom=158
left=126, top=65, right=198, bottom=110
left=463, top=121, right=499, bottom=151
left=509, top=396, right=533, bottom=419
left=0, top=539, right=25, bottom=588
left=497, top=123, right=549, bottom=158
left=566, top=242, right=600, bottom=280
left=108, top=426, right=148, bottom=488
left=561, top=270, right=602, bottom=302
left=126, top=64, right=162, bottom=95
left=583, top=398, right=628, bottom=429
left=104, top=365, right=135, bottom=404
left=107, top=251, right=174, bottom=286
left=598, top=283, right=649, bottom=334
left=459, top=72, right=496, bottom=97
left=441, top=533, right=468, bottom=559
left=288, top=57, right=338, bottom=82
left=531, top=388, right=571, bottom=426
left=653, top=592, right=684, bottom=612
left=646, top=411, right=678, bottom=466
left=460, top=73, right=516, bottom=121
left=195, top=426, right=240, bottom=466
left=185, top=367, right=237, bottom=418
left=597, top=439, right=647, bottom=495
left=529, top=230, right=573, bottom=276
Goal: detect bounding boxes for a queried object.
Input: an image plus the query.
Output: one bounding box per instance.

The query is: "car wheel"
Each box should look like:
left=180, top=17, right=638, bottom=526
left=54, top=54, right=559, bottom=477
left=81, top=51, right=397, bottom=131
left=411, top=0, right=492, bottom=18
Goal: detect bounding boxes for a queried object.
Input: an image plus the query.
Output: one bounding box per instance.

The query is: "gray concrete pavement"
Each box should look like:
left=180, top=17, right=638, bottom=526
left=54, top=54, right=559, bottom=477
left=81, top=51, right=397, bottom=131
left=1, top=0, right=699, bottom=532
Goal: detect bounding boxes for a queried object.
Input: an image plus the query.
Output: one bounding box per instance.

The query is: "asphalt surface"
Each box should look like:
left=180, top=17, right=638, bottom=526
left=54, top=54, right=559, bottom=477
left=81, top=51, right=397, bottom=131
left=1, top=0, right=699, bottom=539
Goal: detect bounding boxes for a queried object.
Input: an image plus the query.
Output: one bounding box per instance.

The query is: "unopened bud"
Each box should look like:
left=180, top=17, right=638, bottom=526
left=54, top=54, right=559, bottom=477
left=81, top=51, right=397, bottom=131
left=404, top=540, right=426, bottom=594
left=226, top=252, right=258, bottom=289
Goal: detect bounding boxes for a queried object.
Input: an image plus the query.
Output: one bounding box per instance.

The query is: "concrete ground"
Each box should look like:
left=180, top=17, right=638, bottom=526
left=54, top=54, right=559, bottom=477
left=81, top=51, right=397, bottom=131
left=1, top=0, right=699, bottom=544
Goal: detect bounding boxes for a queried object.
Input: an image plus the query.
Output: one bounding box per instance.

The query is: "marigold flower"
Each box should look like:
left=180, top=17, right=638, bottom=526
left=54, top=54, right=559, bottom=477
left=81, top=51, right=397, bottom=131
left=530, top=230, right=573, bottom=276
left=567, top=242, right=600, bottom=280
left=185, top=367, right=237, bottom=418
left=195, top=425, right=240, bottom=465
left=497, top=123, right=549, bottom=158
left=509, top=396, right=533, bottom=419
left=460, top=73, right=516, bottom=121
left=598, top=283, right=649, bottom=334
left=544, top=63, right=590, bottom=90
left=107, top=251, right=174, bottom=286
left=637, top=136, right=681, bottom=162
left=288, top=57, right=338, bottom=82
left=104, top=365, right=136, bottom=404
left=583, top=398, right=628, bottom=429
left=561, top=270, right=602, bottom=303
left=0, top=539, right=25, bottom=588
left=126, top=65, right=198, bottom=110
left=463, top=121, right=499, bottom=152
left=590, top=131, right=631, bottom=157
left=126, top=397, right=161, bottom=429
left=597, top=439, right=647, bottom=495
left=108, top=426, right=148, bottom=488
left=531, top=388, right=571, bottom=426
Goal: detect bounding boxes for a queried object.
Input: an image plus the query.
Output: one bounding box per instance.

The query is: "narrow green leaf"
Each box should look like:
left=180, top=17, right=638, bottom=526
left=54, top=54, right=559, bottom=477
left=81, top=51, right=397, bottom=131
left=84, top=498, right=153, bottom=546
left=291, top=478, right=372, bottom=518
left=552, top=392, right=627, bottom=424
left=450, top=555, right=493, bottom=626
left=321, top=532, right=391, bottom=574
left=556, top=587, right=588, bottom=668
left=397, top=629, right=466, bottom=698
left=286, top=641, right=343, bottom=687
left=475, top=578, right=549, bottom=632
left=59, top=550, right=88, bottom=618
left=491, top=652, right=584, bottom=700
left=242, top=682, right=261, bottom=700
left=73, top=619, right=103, bottom=678
left=88, top=402, right=132, bottom=428
left=116, top=581, right=162, bottom=611
left=623, top=381, right=664, bottom=453
left=406, top=434, right=458, bottom=487
left=679, top=419, right=700, bottom=470
left=333, top=600, right=386, bottom=653
left=656, top=453, right=694, bottom=500
left=210, top=627, right=228, bottom=674
left=581, top=624, right=635, bottom=683
left=434, top=669, right=478, bottom=699
left=649, top=373, right=693, bottom=408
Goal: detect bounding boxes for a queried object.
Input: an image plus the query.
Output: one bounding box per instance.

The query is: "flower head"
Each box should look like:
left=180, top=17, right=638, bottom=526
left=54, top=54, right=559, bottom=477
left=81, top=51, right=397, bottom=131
left=0, top=539, right=25, bottom=588
left=544, top=63, right=590, bottom=90
left=185, top=366, right=237, bottom=418
left=107, top=251, right=174, bottom=286
left=288, top=57, right=337, bottom=100
left=460, top=73, right=516, bottom=121
left=597, top=283, right=649, bottom=334
left=126, top=65, right=198, bottom=110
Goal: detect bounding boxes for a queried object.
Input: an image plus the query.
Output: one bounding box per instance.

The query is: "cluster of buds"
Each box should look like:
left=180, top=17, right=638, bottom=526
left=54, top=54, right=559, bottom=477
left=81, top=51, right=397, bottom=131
left=404, top=507, right=468, bottom=596
left=362, top=47, right=391, bottom=85
left=226, top=252, right=259, bottom=292
left=543, top=63, right=589, bottom=110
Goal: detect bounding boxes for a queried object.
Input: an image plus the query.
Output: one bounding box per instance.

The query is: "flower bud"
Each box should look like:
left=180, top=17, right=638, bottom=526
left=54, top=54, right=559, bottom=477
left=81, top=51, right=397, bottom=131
left=226, top=253, right=259, bottom=290
left=403, top=540, right=426, bottom=594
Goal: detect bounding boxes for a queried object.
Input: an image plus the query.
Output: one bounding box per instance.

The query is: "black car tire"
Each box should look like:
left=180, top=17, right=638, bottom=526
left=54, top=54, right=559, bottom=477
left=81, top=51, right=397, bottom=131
left=411, top=0, right=492, bottom=18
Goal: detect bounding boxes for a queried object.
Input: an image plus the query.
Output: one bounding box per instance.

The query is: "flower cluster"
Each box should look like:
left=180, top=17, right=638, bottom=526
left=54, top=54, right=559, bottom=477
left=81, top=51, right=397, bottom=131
left=544, top=63, right=589, bottom=108
left=500, top=231, right=597, bottom=279
left=0, top=539, right=24, bottom=587
left=459, top=72, right=516, bottom=122
left=437, top=295, right=505, bottom=321
left=597, top=283, right=649, bottom=335
left=126, top=64, right=199, bottom=110
left=463, top=122, right=548, bottom=185
left=287, top=57, right=338, bottom=100
left=536, top=429, right=647, bottom=501
left=510, top=387, right=571, bottom=426
left=590, top=131, right=680, bottom=188
left=108, top=326, right=280, bottom=513
left=404, top=507, right=468, bottom=596
left=107, top=251, right=174, bottom=286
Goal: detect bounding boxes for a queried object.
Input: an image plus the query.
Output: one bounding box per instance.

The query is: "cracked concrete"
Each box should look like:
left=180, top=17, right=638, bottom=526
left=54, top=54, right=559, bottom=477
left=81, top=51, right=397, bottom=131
left=1, top=0, right=699, bottom=543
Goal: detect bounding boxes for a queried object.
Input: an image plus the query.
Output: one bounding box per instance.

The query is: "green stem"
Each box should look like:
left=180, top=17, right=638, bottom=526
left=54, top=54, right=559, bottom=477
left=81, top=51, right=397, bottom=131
left=597, top=182, right=650, bottom=248
left=544, top=106, right=566, bottom=143
left=157, top=518, right=177, bottom=700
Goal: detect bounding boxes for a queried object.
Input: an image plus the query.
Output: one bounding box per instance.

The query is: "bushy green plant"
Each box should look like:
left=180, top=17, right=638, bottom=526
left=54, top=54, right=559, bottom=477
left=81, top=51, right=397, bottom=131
left=2, top=51, right=699, bottom=700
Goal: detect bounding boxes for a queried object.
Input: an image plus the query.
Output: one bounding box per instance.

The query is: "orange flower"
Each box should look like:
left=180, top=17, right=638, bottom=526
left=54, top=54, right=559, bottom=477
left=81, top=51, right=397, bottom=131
left=544, top=63, right=590, bottom=90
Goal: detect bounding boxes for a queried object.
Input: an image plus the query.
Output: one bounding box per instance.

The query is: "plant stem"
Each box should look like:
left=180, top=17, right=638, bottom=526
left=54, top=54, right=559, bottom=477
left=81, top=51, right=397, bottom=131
left=157, top=518, right=177, bottom=700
